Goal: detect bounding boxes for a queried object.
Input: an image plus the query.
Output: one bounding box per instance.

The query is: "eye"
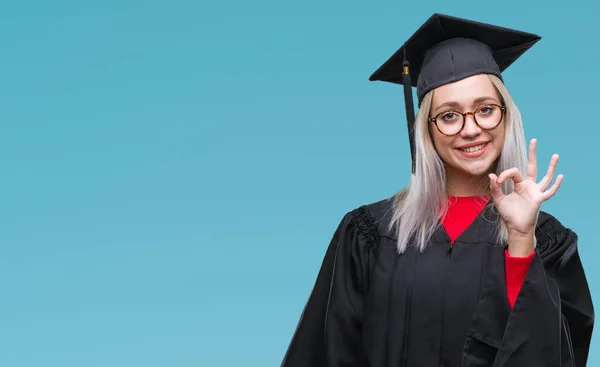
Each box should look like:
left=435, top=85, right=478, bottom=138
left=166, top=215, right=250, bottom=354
left=440, top=111, right=459, bottom=122
left=477, top=105, right=494, bottom=115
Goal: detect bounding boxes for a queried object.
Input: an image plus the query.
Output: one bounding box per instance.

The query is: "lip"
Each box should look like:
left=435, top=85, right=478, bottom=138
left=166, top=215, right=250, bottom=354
left=456, top=142, right=489, bottom=158
left=457, top=141, right=489, bottom=149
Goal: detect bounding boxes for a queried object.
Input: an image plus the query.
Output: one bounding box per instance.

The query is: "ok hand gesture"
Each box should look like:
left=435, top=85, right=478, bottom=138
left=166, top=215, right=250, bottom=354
left=488, top=139, right=563, bottom=237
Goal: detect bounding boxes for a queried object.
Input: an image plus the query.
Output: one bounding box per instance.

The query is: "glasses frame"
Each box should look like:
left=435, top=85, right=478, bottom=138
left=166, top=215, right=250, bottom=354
left=428, top=103, right=507, bottom=136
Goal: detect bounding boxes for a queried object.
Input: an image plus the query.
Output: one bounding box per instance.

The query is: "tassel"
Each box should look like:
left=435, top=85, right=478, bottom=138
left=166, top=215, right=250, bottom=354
left=402, top=59, right=416, bottom=174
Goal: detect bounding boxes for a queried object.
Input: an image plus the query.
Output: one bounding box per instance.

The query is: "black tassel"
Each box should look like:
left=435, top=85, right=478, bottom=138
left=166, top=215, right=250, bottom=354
left=402, top=59, right=416, bottom=174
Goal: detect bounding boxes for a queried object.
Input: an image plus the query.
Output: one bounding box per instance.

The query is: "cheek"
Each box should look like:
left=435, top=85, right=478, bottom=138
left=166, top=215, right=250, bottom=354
left=430, top=132, right=453, bottom=154
left=492, top=131, right=506, bottom=152
left=429, top=126, right=442, bottom=148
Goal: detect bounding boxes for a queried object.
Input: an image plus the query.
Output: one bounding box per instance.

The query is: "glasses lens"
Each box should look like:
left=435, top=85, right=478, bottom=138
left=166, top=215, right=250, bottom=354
left=436, top=111, right=463, bottom=135
left=475, top=105, right=503, bottom=129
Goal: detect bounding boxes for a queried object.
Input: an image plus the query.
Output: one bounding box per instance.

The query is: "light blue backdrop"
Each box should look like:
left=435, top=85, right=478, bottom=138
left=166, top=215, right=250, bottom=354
left=1, top=0, right=598, bottom=366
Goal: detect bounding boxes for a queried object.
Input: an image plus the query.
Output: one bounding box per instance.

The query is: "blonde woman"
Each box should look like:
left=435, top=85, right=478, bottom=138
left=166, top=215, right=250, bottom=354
left=281, top=14, right=594, bottom=367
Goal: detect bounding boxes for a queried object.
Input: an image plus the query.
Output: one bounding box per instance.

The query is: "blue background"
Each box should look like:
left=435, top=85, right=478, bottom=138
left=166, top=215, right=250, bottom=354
left=1, top=0, right=598, bottom=366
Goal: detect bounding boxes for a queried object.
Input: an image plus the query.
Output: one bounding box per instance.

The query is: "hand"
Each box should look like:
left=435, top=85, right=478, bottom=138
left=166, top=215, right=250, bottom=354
left=488, top=139, right=563, bottom=236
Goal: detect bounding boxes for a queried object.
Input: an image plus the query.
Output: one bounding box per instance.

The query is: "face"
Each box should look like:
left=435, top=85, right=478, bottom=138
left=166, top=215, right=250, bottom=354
left=429, top=74, right=506, bottom=180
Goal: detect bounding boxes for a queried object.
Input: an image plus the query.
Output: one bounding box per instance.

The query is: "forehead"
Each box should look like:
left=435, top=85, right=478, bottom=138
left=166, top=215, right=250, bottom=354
left=431, top=74, right=499, bottom=107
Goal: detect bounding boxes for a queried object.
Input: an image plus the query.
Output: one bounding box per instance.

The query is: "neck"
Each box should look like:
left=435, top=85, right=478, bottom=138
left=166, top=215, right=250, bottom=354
left=445, top=168, right=490, bottom=197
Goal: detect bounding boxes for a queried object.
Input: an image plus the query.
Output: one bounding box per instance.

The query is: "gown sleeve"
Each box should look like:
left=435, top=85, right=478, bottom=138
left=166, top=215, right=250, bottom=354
left=463, top=212, right=595, bottom=367
left=280, top=206, right=379, bottom=367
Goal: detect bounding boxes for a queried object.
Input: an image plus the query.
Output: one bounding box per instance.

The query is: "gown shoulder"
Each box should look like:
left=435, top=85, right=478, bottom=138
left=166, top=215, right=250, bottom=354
left=535, top=210, right=572, bottom=250
left=353, top=196, right=398, bottom=239
left=334, top=195, right=397, bottom=253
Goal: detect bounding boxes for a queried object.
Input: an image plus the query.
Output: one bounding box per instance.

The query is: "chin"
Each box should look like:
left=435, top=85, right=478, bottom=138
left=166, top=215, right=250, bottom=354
left=452, top=159, right=495, bottom=177
left=461, top=166, right=493, bottom=177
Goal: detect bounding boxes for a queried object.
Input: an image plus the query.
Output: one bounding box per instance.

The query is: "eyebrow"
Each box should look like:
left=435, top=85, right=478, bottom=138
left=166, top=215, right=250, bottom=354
left=432, top=96, right=501, bottom=115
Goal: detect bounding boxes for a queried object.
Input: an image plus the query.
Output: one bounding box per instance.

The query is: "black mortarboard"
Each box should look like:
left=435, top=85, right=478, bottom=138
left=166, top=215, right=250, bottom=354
left=369, top=13, right=541, bottom=173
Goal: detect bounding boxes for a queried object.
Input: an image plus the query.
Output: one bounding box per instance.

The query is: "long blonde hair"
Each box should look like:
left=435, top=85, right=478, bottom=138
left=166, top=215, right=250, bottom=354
left=388, top=74, right=528, bottom=253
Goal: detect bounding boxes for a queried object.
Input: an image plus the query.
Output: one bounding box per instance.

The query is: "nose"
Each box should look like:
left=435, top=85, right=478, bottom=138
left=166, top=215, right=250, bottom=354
left=460, top=113, right=482, bottom=137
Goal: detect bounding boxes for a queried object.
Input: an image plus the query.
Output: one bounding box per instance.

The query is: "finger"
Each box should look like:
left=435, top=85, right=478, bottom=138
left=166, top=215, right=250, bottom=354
left=527, top=138, right=537, bottom=181
left=541, top=173, right=564, bottom=200
left=539, top=154, right=559, bottom=191
left=489, top=173, right=503, bottom=200
left=497, top=167, right=524, bottom=185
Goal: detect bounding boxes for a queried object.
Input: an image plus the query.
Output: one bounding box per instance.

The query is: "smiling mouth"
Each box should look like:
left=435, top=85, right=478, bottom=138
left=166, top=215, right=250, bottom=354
left=459, top=143, right=488, bottom=153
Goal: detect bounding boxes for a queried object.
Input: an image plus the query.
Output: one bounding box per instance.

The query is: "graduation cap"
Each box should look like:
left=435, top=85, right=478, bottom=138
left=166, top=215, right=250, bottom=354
left=369, top=13, right=541, bottom=173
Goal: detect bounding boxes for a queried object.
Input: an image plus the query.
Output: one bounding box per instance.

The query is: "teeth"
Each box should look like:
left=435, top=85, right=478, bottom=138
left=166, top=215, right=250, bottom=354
left=461, top=143, right=486, bottom=153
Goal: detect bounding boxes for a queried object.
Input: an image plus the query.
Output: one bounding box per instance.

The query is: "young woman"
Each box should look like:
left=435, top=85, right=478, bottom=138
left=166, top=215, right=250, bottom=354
left=281, top=14, right=594, bottom=367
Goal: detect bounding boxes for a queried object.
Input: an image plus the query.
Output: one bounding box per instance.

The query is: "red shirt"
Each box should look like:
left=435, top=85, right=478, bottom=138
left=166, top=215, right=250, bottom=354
left=441, top=196, right=534, bottom=308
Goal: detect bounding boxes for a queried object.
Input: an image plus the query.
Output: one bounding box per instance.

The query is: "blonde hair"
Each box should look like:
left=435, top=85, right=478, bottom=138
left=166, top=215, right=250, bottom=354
left=388, top=74, right=528, bottom=253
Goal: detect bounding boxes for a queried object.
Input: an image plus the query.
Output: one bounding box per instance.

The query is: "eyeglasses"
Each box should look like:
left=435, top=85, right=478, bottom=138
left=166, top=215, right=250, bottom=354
left=428, top=104, right=506, bottom=136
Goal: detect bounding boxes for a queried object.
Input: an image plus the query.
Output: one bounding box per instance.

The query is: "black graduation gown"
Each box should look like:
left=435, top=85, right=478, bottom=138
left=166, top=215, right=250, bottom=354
left=281, top=197, right=594, bottom=367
